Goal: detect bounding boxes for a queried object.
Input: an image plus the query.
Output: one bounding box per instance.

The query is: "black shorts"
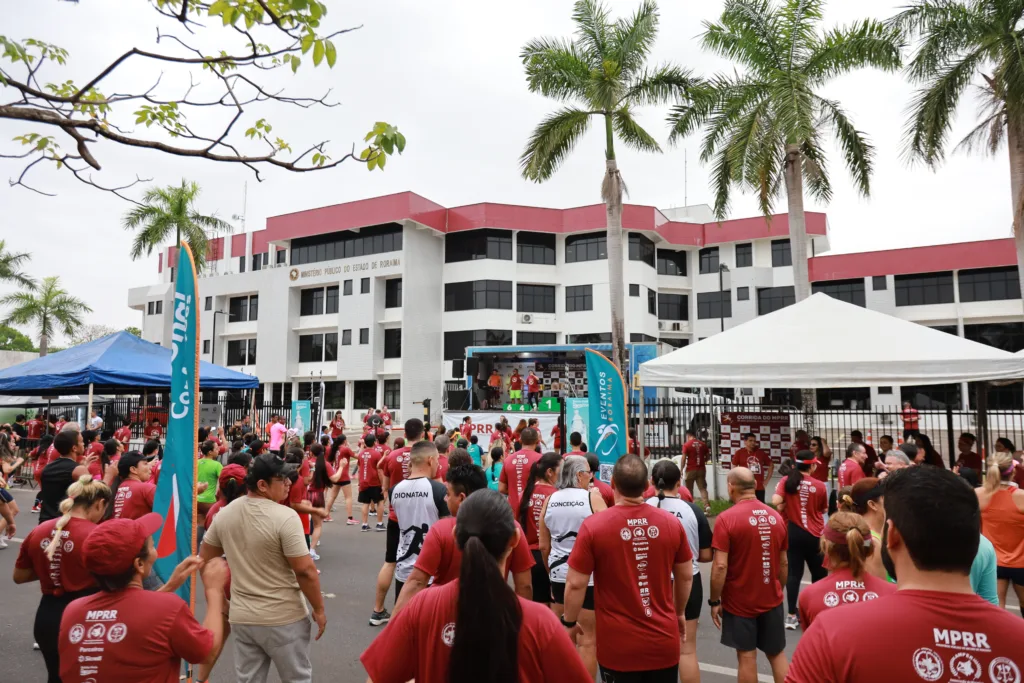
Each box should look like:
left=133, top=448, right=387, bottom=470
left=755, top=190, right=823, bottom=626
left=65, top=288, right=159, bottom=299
left=684, top=573, right=703, bottom=622
left=550, top=581, right=595, bottom=610
left=721, top=602, right=786, bottom=656
left=755, top=489, right=766, bottom=503
left=333, top=479, right=350, bottom=488
left=394, top=578, right=404, bottom=602
left=0, top=488, right=13, bottom=504
left=600, top=665, right=678, bottom=683
left=385, top=518, right=400, bottom=563
left=358, top=485, right=383, bottom=504
left=530, top=550, right=550, bottom=604
left=997, top=565, right=1024, bottom=584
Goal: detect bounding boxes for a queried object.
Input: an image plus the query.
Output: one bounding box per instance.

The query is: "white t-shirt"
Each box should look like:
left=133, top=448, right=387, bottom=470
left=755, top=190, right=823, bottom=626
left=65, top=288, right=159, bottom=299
left=88, top=416, right=103, bottom=430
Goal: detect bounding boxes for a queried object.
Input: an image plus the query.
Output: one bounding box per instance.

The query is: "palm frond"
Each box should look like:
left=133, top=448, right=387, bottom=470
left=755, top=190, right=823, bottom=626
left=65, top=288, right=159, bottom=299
left=0, top=240, right=37, bottom=290
left=955, top=109, right=1006, bottom=155
left=816, top=96, right=874, bottom=196
left=703, top=0, right=784, bottom=75
left=898, top=1, right=986, bottom=83
left=611, top=0, right=659, bottom=77
left=800, top=134, right=833, bottom=204
left=572, top=0, right=611, bottom=61
left=613, top=107, right=661, bottom=154
left=780, top=0, right=824, bottom=73
left=709, top=143, right=737, bottom=220
left=520, top=108, right=594, bottom=181
left=622, top=64, right=699, bottom=107
left=803, top=19, right=904, bottom=84
left=521, top=37, right=594, bottom=102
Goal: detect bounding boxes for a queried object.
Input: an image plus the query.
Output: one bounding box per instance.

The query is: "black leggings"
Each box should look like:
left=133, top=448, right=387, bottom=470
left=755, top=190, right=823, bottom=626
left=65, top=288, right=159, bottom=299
left=35, top=591, right=95, bottom=683
left=786, top=522, right=826, bottom=614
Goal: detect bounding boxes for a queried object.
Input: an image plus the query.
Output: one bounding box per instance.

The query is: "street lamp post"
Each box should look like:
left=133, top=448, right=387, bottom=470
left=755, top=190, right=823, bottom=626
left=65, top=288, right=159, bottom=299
left=210, top=310, right=228, bottom=364
left=718, top=263, right=730, bottom=333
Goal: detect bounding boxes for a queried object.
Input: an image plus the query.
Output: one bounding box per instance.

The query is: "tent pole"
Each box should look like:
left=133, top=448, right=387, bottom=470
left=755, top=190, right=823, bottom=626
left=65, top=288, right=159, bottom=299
left=87, top=383, right=94, bottom=427
left=638, top=386, right=645, bottom=465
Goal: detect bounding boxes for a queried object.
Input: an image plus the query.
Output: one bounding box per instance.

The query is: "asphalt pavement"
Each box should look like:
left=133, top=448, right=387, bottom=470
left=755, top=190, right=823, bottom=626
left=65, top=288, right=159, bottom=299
left=2, top=485, right=1016, bottom=683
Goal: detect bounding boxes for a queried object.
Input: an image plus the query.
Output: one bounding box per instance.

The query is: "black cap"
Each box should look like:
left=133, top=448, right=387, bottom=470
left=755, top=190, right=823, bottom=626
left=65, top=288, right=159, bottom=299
left=249, top=453, right=296, bottom=484
left=117, top=450, right=155, bottom=478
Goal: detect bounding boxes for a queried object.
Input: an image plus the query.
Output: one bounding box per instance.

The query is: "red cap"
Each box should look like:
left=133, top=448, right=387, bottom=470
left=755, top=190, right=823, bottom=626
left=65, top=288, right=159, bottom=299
left=218, top=463, right=247, bottom=489
left=83, top=513, right=163, bottom=576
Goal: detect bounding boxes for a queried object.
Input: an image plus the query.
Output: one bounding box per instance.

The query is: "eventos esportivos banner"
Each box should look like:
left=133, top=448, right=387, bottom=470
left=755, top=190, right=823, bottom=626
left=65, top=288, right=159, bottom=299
left=585, top=349, right=628, bottom=484
left=441, top=411, right=560, bottom=448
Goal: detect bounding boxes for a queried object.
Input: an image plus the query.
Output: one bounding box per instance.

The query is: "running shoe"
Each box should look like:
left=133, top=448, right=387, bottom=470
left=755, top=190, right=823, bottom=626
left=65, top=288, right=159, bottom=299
left=31, top=503, right=40, bottom=513
left=785, top=614, right=799, bottom=630
left=324, top=516, right=334, bottom=523
left=375, top=522, right=386, bottom=532
left=369, top=609, right=391, bottom=627
left=310, top=550, right=320, bottom=561
left=0, top=537, right=7, bottom=549
left=346, top=518, right=359, bottom=526
left=361, top=524, right=371, bottom=532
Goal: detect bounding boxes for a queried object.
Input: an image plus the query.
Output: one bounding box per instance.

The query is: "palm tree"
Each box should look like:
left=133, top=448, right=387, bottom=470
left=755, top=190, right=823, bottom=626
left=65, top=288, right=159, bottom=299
left=0, top=240, right=36, bottom=290
left=1, top=276, right=91, bottom=356
left=668, top=0, right=902, bottom=302
left=892, top=1, right=1024, bottom=315
left=520, top=0, right=697, bottom=370
left=122, top=179, right=232, bottom=274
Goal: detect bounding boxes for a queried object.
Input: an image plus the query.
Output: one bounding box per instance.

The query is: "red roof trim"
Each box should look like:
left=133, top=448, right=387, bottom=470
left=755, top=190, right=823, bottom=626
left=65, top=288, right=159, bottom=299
left=809, top=238, right=1016, bottom=281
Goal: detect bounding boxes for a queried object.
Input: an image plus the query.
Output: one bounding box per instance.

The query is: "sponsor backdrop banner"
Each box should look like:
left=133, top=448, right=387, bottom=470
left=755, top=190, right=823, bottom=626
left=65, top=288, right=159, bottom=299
left=566, top=398, right=589, bottom=445
left=719, top=412, right=792, bottom=468
left=153, top=242, right=200, bottom=603
left=441, top=411, right=559, bottom=447
left=585, top=349, right=628, bottom=483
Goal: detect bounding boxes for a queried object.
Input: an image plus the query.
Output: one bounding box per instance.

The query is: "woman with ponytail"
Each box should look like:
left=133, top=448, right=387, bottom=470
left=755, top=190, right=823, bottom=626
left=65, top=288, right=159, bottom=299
left=13, top=474, right=112, bottom=683
left=977, top=451, right=1024, bottom=612
left=518, top=452, right=560, bottom=607
left=306, top=443, right=347, bottom=558
left=771, top=450, right=828, bottom=630
left=837, top=478, right=888, bottom=581
left=87, top=438, right=122, bottom=480
left=796, top=511, right=895, bottom=629
left=487, top=446, right=504, bottom=491
left=360, top=488, right=591, bottom=683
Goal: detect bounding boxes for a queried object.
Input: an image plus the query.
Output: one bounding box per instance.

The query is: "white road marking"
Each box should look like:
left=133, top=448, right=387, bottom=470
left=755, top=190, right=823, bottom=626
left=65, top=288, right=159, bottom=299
left=699, top=662, right=773, bottom=682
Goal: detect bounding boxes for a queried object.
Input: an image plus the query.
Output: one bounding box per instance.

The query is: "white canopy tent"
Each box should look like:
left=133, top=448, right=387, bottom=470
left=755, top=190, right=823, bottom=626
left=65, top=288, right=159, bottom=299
left=639, top=293, right=1024, bottom=389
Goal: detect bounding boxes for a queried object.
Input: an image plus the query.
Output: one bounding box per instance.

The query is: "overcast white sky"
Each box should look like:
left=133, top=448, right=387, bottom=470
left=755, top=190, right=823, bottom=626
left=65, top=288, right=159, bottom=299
left=0, top=0, right=1011, bottom=343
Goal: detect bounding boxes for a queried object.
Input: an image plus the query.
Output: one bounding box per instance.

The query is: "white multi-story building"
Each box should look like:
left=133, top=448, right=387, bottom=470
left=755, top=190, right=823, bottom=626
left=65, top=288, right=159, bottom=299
left=128, top=191, right=1024, bottom=421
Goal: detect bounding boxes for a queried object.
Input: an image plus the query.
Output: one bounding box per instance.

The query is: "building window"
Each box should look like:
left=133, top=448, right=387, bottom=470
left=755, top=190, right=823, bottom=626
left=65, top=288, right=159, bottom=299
left=445, top=280, right=513, bottom=311
left=252, top=253, right=264, bottom=271
left=353, top=381, right=378, bottom=410
left=959, top=266, right=1021, bottom=302
left=517, top=331, right=557, bottom=345
left=566, top=284, right=594, bottom=312
left=385, top=278, right=403, bottom=308
left=757, top=286, right=796, bottom=315
left=298, top=334, right=325, bottom=362
left=699, top=247, right=719, bottom=274
left=300, top=288, right=325, bottom=316
left=358, top=328, right=368, bottom=344
left=657, top=293, right=688, bottom=320
left=647, top=287, right=656, bottom=315
left=567, top=333, right=612, bottom=344
left=517, top=284, right=555, bottom=313
left=249, top=295, right=258, bottom=321
left=872, top=275, right=887, bottom=290
left=660, top=337, right=689, bottom=349
left=202, top=340, right=210, bottom=354
left=238, top=255, right=246, bottom=273
left=443, top=329, right=513, bottom=360
left=735, top=243, right=752, bottom=268
left=628, top=233, right=656, bottom=267
left=343, top=279, right=353, bottom=296
left=817, top=387, right=870, bottom=409
left=901, top=383, right=960, bottom=409
left=325, top=286, right=339, bottom=314
left=771, top=239, right=792, bottom=267
left=656, top=249, right=687, bottom=276
left=324, top=333, right=337, bottom=361
left=697, top=291, right=731, bottom=319
left=445, top=229, right=512, bottom=263
left=383, top=379, right=400, bottom=409
left=227, top=339, right=256, bottom=366
left=629, top=284, right=640, bottom=297
left=360, top=277, right=370, bottom=294
left=565, top=233, right=607, bottom=263
left=204, top=296, right=212, bottom=311
left=737, top=286, right=749, bottom=301
left=517, top=232, right=556, bottom=265
left=964, top=322, right=1024, bottom=352
left=895, top=271, right=954, bottom=306
left=342, top=329, right=352, bottom=346
left=276, top=249, right=287, bottom=265
left=630, top=333, right=657, bottom=342
left=147, top=302, right=153, bottom=315
left=290, top=222, right=402, bottom=266
left=812, top=278, right=866, bottom=307
left=384, top=328, right=402, bottom=358
left=228, top=295, right=256, bottom=322
left=878, top=386, right=893, bottom=394
left=323, top=381, right=345, bottom=409
left=154, top=301, right=163, bottom=314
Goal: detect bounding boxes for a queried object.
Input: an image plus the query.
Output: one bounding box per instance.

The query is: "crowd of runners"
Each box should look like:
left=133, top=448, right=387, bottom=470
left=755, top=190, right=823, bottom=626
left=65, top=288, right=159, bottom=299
left=1, top=408, right=1023, bottom=683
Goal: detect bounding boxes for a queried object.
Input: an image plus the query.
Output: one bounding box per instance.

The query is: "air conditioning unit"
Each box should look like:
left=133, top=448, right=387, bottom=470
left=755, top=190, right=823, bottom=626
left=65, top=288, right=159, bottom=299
left=657, top=321, right=667, bottom=331
left=672, top=322, right=682, bottom=332
left=520, top=313, right=534, bottom=324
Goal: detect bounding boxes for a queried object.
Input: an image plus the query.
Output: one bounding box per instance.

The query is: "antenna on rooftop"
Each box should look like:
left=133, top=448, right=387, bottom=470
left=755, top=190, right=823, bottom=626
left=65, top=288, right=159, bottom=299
left=231, top=181, right=248, bottom=233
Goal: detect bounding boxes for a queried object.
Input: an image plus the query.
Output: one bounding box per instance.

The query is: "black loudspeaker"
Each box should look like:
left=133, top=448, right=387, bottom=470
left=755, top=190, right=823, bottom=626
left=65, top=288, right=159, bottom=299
left=466, top=357, right=479, bottom=378
left=452, top=359, right=464, bottom=379
left=447, top=390, right=469, bottom=409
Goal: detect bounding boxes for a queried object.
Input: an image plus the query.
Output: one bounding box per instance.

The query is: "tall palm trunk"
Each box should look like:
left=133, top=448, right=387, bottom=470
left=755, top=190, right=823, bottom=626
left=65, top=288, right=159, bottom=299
left=603, top=156, right=627, bottom=373
left=39, top=331, right=48, bottom=357
left=1008, top=123, right=1024, bottom=319
left=785, top=144, right=816, bottom=429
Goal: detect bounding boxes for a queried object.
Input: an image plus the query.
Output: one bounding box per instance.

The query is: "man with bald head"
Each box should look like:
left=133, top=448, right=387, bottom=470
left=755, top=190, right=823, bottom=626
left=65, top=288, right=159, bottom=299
left=709, top=467, right=790, bottom=683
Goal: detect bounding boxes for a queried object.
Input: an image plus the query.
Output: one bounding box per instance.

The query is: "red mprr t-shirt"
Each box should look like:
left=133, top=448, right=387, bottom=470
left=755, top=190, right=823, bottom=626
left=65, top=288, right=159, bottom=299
left=114, top=426, right=131, bottom=445
left=526, top=375, right=539, bottom=391
left=59, top=587, right=212, bottom=683
left=113, top=479, right=156, bottom=520
left=282, top=476, right=311, bottom=535
left=732, top=449, right=772, bottom=490
left=358, top=448, right=382, bottom=488
left=521, top=482, right=557, bottom=549
left=435, top=454, right=449, bottom=483
left=591, top=479, right=615, bottom=507
left=329, top=419, right=345, bottom=439
left=500, top=449, right=541, bottom=513
left=773, top=475, right=827, bottom=537
left=381, top=445, right=412, bottom=522
left=334, top=446, right=354, bottom=484
left=787, top=590, right=1024, bottom=683
left=414, top=517, right=535, bottom=584
left=27, top=419, right=44, bottom=440
left=145, top=425, right=162, bottom=440
left=797, top=567, right=896, bottom=630
left=684, top=438, right=709, bottom=470
left=360, top=580, right=591, bottom=683
left=568, top=504, right=692, bottom=673
left=711, top=498, right=788, bottom=618
left=16, top=517, right=98, bottom=595
left=838, top=459, right=866, bottom=488
left=509, top=374, right=523, bottom=391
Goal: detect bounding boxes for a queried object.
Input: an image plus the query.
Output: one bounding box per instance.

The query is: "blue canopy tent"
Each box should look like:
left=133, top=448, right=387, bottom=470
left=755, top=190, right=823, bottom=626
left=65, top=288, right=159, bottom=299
left=0, top=331, right=259, bottom=397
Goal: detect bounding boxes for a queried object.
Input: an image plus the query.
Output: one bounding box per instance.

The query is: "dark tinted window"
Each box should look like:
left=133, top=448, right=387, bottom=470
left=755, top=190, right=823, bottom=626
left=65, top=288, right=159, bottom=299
left=290, top=223, right=402, bottom=266
left=204, top=296, right=212, bottom=311
left=565, top=233, right=607, bottom=263
left=443, top=329, right=513, bottom=360
left=872, top=275, right=887, bottom=290
left=359, top=328, right=369, bottom=344
left=697, top=291, right=731, bottom=319
left=895, top=271, right=954, bottom=306
left=445, top=229, right=512, bottom=263
left=771, top=239, right=791, bottom=267
left=737, top=286, right=749, bottom=301
left=323, top=381, right=345, bottom=409
left=228, top=296, right=251, bottom=323
left=959, top=267, right=1021, bottom=302
left=630, top=333, right=657, bottom=342
left=342, top=329, right=352, bottom=345
left=566, top=285, right=593, bottom=312
left=298, top=334, right=324, bottom=362
left=757, top=286, right=796, bottom=315
left=817, top=387, right=870, bottom=409
left=735, top=243, right=752, bottom=268
left=517, top=332, right=557, bottom=345
left=384, top=328, right=402, bottom=358
left=276, top=249, right=287, bottom=265
left=383, top=379, right=400, bottom=408
left=300, top=288, right=324, bottom=316
left=647, top=287, right=656, bottom=315
left=361, top=277, right=370, bottom=294
left=353, top=381, right=378, bottom=410
left=385, top=278, right=403, bottom=308
left=657, top=249, right=687, bottom=276
left=517, top=232, right=556, bottom=265
left=628, top=233, right=655, bottom=267
left=658, top=293, right=687, bottom=320
left=567, top=333, right=612, bottom=343
left=249, top=295, right=258, bottom=321
left=325, top=286, right=339, bottom=314
left=227, top=339, right=254, bottom=366
left=699, top=247, right=719, bottom=274
left=629, top=284, right=640, bottom=296
left=324, top=333, right=337, bottom=361
left=517, top=284, right=555, bottom=313
left=445, top=280, right=513, bottom=311
left=812, top=278, right=866, bottom=307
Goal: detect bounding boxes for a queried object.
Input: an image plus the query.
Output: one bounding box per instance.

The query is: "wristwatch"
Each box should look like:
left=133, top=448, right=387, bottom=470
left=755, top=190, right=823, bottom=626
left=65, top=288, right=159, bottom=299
left=707, top=599, right=721, bottom=607
left=560, top=616, right=578, bottom=629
